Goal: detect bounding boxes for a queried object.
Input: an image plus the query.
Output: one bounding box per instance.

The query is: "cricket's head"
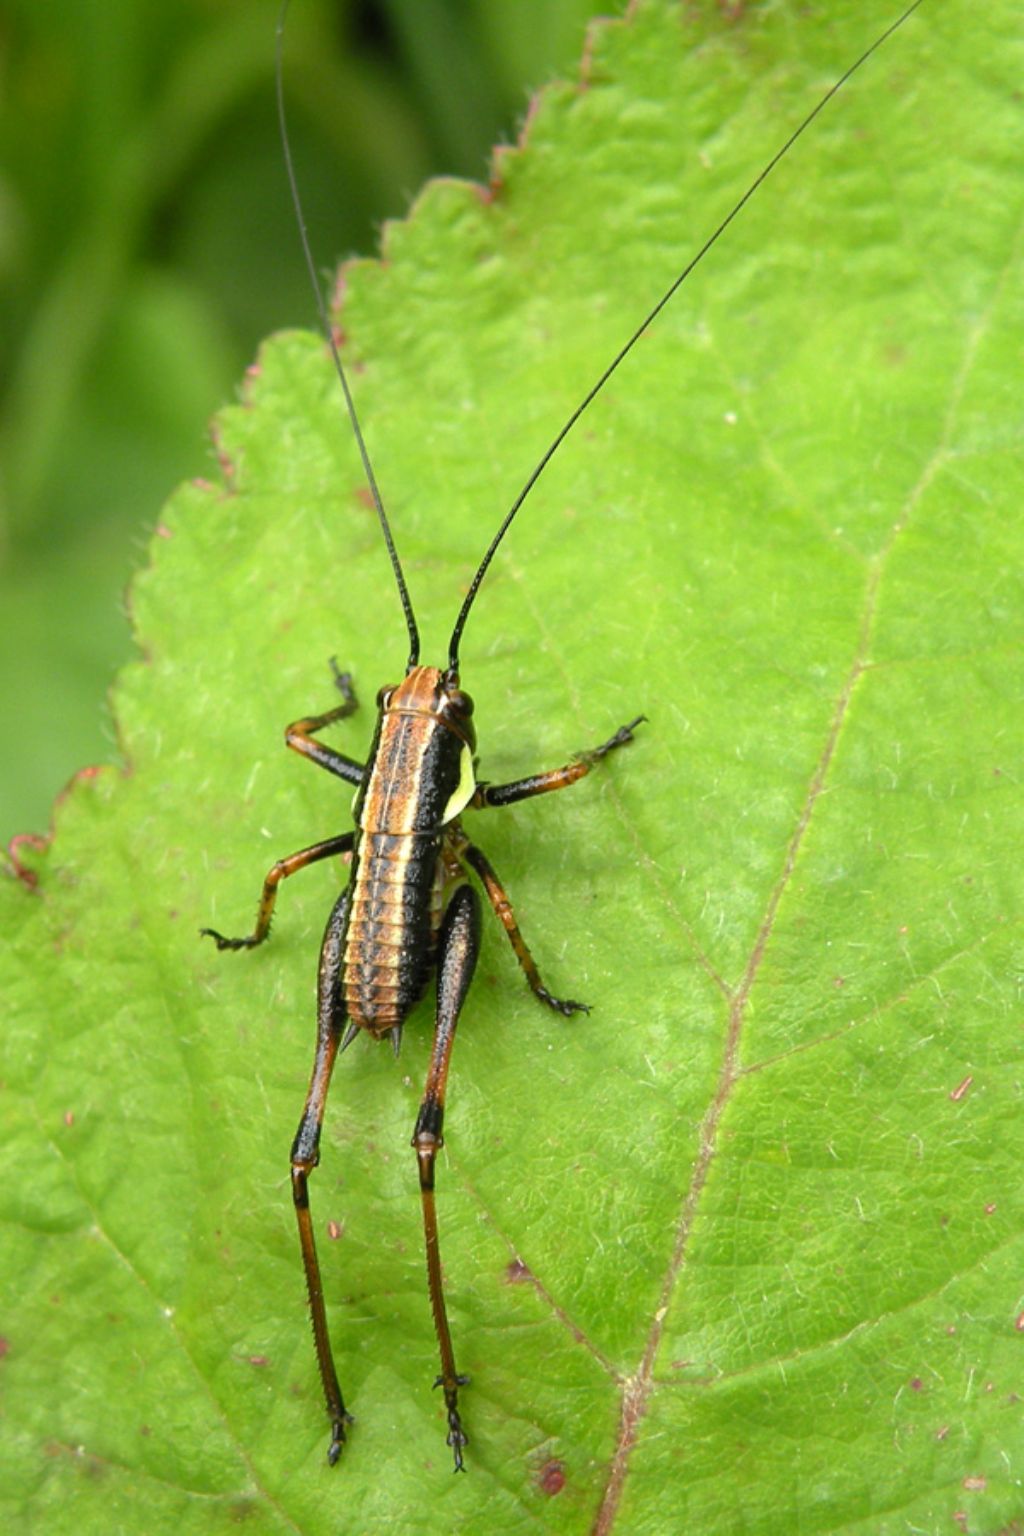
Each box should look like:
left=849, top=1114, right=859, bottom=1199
left=370, top=667, right=478, bottom=832
left=378, top=666, right=476, bottom=753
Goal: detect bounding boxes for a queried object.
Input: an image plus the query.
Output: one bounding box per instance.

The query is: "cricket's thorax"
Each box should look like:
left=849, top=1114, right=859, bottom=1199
left=343, top=667, right=477, bottom=1037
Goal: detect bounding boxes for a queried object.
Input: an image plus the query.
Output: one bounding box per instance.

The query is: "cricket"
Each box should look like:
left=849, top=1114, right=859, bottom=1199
left=202, top=0, right=926, bottom=1472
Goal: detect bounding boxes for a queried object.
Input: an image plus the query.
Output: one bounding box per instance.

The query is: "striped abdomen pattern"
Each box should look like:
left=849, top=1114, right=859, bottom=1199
left=341, top=667, right=475, bottom=1038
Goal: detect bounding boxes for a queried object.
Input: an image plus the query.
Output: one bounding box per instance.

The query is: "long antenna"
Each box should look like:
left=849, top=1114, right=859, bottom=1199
left=276, top=0, right=420, bottom=672
left=446, top=0, right=927, bottom=675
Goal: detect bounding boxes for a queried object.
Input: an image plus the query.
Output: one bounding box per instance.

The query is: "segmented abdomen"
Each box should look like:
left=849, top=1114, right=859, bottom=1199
left=342, top=830, right=443, bottom=1033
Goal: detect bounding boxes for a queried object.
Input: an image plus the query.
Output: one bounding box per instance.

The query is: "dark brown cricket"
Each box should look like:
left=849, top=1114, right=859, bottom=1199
left=202, top=657, right=640, bottom=1467
left=201, top=0, right=926, bottom=1472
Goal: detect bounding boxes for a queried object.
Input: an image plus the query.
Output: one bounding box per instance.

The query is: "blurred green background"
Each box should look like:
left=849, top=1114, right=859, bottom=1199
left=0, top=0, right=613, bottom=843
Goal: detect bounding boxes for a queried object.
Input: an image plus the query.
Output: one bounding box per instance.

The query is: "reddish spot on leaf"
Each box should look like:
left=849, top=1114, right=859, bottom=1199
left=327, top=1220, right=344, bottom=1240
left=910, top=1377, right=923, bottom=1391
left=949, top=1075, right=973, bottom=1103
left=1014, top=1312, right=1024, bottom=1333
left=63, top=1110, right=74, bottom=1128
left=936, top=1425, right=950, bottom=1440
left=985, top=1202, right=997, bottom=1214
left=7, top=832, right=48, bottom=889
left=962, top=1475, right=986, bottom=1492
left=155, top=523, right=173, bottom=539
left=248, top=1355, right=269, bottom=1368
left=537, top=1459, right=566, bottom=1496
left=505, top=1259, right=532, bottom=1284
left=0, top=1336, right=9, bottom=1360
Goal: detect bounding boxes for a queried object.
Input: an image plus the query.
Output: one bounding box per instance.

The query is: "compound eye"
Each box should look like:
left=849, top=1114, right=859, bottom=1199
left=376, top=685, right=394, bottom=710
left=447, top=689, right=473, bottom=718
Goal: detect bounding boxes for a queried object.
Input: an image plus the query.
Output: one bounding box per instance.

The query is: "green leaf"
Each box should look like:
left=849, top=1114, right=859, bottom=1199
left=3, top=1, right=1021, bottom=1531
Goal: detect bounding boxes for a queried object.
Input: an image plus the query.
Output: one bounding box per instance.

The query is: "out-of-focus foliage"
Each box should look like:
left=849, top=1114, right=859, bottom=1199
left=0, top=0, right=610, bottom=840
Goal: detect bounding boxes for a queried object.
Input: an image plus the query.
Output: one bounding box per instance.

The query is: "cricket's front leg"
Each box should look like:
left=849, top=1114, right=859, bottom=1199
left=472, top=715, right=645, bottom=809
left=285, top=663, right=365, bottom=785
